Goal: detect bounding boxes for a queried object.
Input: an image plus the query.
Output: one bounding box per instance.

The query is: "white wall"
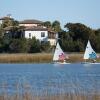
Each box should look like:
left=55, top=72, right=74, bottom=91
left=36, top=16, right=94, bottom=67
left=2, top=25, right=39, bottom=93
left=24, top=31, right=48, bottom=41
left=48, top=39, right=57, bottom=46
left=19, top=24, right=38, bottom=27
left=24, top=30, right=57, bottom=45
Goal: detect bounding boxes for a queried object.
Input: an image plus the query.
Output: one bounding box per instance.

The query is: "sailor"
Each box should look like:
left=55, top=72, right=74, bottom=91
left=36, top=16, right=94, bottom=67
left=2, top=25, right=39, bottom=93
left=92, top=59, right=96, bottom=63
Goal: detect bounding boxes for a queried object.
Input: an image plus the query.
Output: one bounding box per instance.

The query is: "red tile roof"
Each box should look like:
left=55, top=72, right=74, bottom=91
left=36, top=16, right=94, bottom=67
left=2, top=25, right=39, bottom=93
left=25, top=26, right=47, bottom=31
left=19, top=19, right=43, bottom=24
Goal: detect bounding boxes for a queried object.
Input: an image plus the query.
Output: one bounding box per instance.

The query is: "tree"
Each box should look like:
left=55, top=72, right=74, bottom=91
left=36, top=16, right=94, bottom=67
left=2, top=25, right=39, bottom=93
left=0, top=17, right=19, bottom=38
left=74, top=40, right=84, bottom=52
left=43, top=21, right=52, bottom=28
left=64, top=23, right=96, bottom=51
left=8, top=26, right=25, bottom=38
left=52, top=20, right=61, bottom=33
left=9, top=38, right=28, bottom=53
left=0, top=27, right=3, bottom=38
left=40, top=41, right=50, bottom=52
left=64, top=23, right=92, bottom=42
left=58, top=30, right=73, bottom=52
left=93, top=29, right=100, bottom=52
left=1, top=17, right=18, bottom=28
left=1, top=33, right=11, bottom=52
left=0, top=38, right=3, bottom=52
left=28, top=37, right=41, bottom=53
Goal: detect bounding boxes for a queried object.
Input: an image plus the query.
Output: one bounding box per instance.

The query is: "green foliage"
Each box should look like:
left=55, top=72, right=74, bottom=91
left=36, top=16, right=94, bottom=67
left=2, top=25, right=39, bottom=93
left=59, top=22, right=100, bottom=52
left=0, top=27, right=3, bottom=38
left=9, top=38, right=28, bottom=53
left=74, top=40, right=84, bottom=52
left=0, top=17, right=19, bottom=38
left=1, top=34, right=11, bottom=52
left=43, top=20, right=62, bottom=33
left=94, top=29, right=100, bottom=52
left=64, top=23, right=91, bottom=42
left=59, top=38, right=75, bottom=52
left=40, top=41, right=51, bottom=52
left=52, top=20, right=61, bottom=32
left=43, top=21, right=52, bottom=28
left=1, top=18, right=19, bottom=28
left=8, top=26, right=25, bottom=38
left=28, top=37, right=41, bottom=53
left=0, top=38, right=3, bottom=52
left=0, top=18, right=100, bottom=53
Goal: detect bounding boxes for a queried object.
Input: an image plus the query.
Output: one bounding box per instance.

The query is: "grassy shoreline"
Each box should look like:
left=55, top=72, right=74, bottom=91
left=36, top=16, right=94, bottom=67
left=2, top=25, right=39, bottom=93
left=0, top=94, right=100, bottom=100
left=0, top=53, right=100, bottom=63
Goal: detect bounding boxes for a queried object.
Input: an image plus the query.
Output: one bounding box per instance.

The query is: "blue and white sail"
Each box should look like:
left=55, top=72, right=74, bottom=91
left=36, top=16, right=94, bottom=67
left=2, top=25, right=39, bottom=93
left=84, top=40, right=97, bottom=59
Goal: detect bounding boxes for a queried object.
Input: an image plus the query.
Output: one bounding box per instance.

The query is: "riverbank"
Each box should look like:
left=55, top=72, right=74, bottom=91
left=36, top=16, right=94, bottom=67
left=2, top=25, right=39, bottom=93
left=0, top=53, right=100, bottom=63
left=0, top=94, right=100, bottom=100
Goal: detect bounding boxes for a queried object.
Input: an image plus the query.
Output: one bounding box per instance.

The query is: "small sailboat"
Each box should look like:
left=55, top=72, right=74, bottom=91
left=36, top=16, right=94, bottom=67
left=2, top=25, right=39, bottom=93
left=53, top=42, right=69, bottom=64
left=83, top=40, right=97, bottom=64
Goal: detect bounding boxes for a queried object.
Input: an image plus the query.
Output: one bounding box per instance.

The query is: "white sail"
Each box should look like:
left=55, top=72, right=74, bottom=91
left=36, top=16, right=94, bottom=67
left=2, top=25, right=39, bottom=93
left=84, top=40, right=97, bottom=59
left=53, top=42, right=66, bottom=61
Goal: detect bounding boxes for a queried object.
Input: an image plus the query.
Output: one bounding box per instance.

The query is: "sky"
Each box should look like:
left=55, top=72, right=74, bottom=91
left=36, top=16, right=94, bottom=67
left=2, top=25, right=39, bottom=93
left=0, top=0, right=100, bottom=29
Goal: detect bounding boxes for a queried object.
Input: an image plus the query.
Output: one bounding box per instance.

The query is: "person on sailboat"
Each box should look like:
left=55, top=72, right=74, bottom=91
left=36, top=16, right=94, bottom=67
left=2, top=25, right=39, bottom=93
left=89, top=51, right=97, bottom=63
left=58, top=53, right=66, bottom=63
left=83, top=40, right=97, bottom=63
left=92, top=59, right=96, bottom=63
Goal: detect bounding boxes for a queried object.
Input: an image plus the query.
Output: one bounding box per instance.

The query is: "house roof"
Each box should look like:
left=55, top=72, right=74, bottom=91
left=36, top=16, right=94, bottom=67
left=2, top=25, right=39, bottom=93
left=25, top=26, right=48, bottom=31
left=4, top=26, right=48, bottom=31
left=19, top=19, right=43, bottom=24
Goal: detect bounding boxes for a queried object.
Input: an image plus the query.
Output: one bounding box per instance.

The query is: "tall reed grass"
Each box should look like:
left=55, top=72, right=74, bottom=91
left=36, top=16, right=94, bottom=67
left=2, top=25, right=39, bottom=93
left=0, top=78, right=100, bottom=100
left=0, top=53, right=100, bottom=63
left=0, top=53, right=52, bottom=63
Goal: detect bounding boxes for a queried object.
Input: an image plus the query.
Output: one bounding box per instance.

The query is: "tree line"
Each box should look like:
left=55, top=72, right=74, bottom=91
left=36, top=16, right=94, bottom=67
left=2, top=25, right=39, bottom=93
left=43, top=21, right=100, bottom=52
left=0, top=17, right=100, bottom=53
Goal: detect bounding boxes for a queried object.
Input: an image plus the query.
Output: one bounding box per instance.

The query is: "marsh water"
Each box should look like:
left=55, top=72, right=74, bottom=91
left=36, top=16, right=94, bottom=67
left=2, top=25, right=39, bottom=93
left=0, top=63, right=100, bottom=95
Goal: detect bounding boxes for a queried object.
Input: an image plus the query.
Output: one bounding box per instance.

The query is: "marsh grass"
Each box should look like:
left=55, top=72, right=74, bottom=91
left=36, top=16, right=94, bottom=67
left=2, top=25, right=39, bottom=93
left=0, top=89, right=100, bottom=100
left=0, top=53, right=52, bottom=63
left=0, top=53, right=100, bottom=63
left=0, top=79, right=100, bottom=100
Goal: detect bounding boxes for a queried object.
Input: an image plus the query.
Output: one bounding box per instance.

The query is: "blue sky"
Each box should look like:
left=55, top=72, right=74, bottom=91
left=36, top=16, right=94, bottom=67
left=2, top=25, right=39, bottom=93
left=0, top=0, right=100, bottom=29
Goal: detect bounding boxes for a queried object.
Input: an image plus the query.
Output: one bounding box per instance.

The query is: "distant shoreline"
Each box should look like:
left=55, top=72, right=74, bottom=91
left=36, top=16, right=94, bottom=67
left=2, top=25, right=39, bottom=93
left=0, top=53, right=100, bottom=63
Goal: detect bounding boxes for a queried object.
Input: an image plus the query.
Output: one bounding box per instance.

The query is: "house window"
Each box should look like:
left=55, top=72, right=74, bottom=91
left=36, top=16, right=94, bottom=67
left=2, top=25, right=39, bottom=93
left=29, top=33, right=31, bottom=38
left=41, top=32, right=45, bottom=37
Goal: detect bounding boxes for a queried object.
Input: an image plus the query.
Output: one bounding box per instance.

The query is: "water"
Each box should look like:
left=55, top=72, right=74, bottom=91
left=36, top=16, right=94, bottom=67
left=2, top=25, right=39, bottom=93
left=0, top=63, right=100, bottom=95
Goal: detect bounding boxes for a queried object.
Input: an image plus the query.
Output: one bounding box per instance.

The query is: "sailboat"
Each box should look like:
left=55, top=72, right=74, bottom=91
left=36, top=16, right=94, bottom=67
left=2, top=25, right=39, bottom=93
left=83, top=40, right=98, bottom=64
left=53, top=42, right=70, bottom=64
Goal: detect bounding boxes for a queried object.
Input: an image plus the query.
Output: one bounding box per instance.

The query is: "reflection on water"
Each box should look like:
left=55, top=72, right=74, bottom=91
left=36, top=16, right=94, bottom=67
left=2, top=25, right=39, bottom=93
left=0, top=63, right=100, bottom=95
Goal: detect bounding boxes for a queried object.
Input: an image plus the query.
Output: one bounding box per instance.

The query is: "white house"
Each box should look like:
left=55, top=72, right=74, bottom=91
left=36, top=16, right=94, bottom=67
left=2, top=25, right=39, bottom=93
left=1, top=17, right=57, bottom=46
left=23, top=26, right=48, bottom=42
left=19, top=19, right=57, bottom=46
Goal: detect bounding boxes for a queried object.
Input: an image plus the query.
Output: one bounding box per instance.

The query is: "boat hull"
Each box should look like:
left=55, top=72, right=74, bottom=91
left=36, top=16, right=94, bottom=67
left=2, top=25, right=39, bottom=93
left=81, top=62, right=100, bottom=64
left=52, top=62, right=70, bottom=64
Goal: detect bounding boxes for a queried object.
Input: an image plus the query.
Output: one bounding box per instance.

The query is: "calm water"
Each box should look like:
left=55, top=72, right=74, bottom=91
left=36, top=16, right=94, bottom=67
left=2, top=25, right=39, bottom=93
left=0, top=63, right=100, bottom=95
